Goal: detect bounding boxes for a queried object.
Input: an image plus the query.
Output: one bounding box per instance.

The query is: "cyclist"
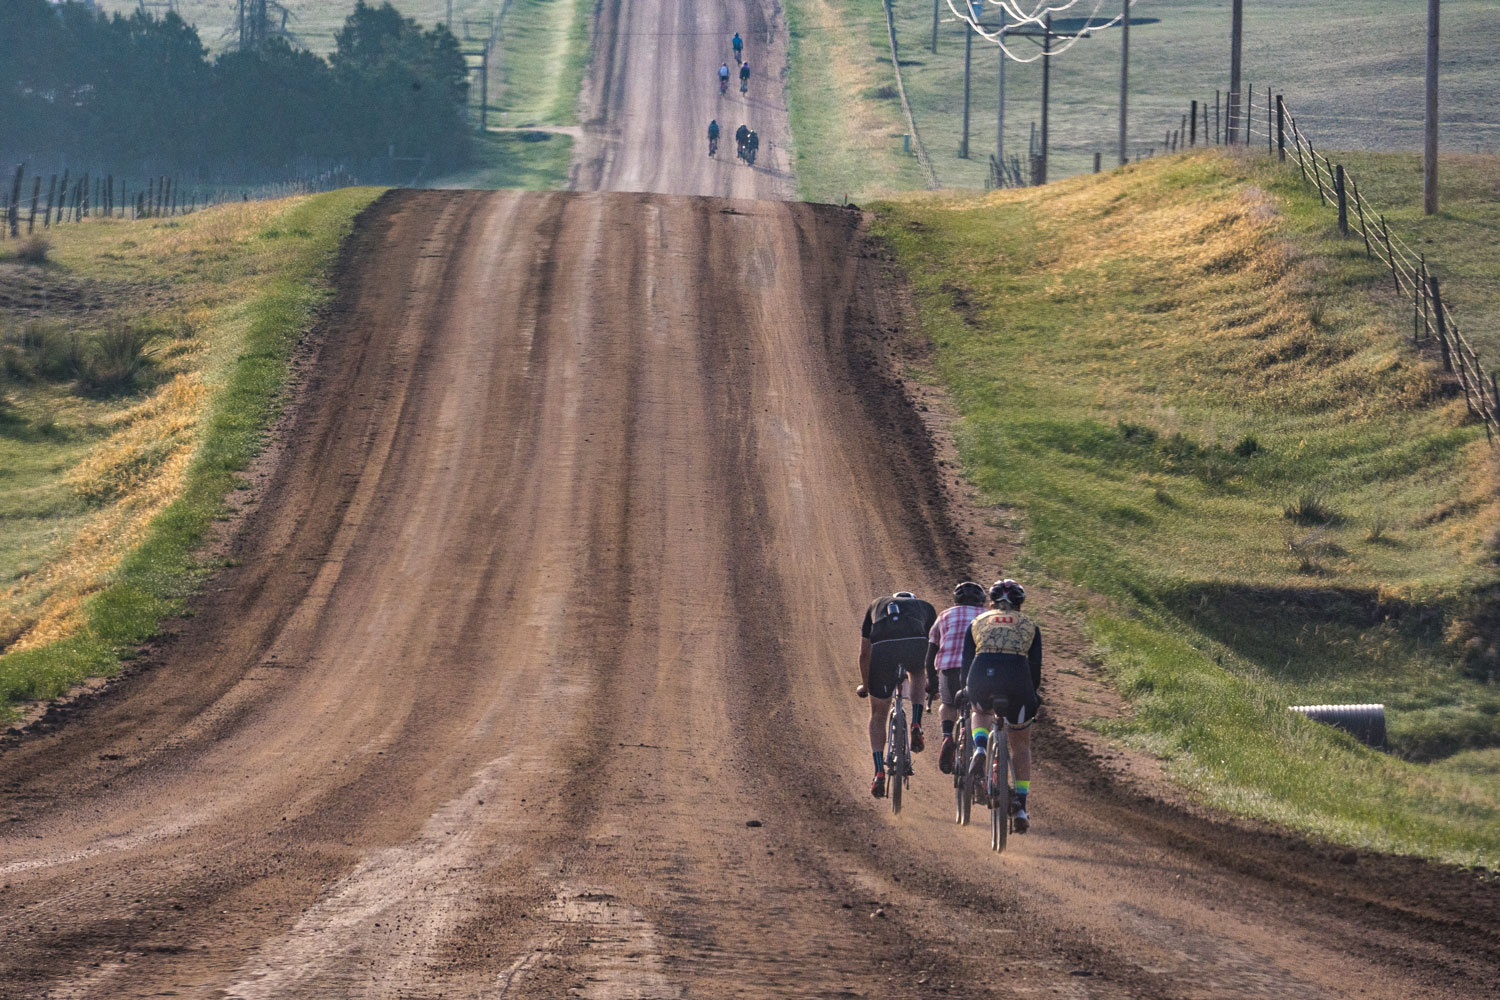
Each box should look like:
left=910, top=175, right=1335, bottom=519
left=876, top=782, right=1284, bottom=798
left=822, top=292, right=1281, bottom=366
left=739, top=61, right=751, bottom=94
left=734, top=122, right=750, bottom=159
left=925, top=581, right=987, bottom=774
left=745, top=129, right=759, bottom=165
left=857, top=591, right=938, bottom=798
left=732, top=31, right=743, bottom=63
left=719, top=63, right=730, bottom=94
left=707, top=119, right=720, bottom=156
left=962, top=579, right=1041, bottom=832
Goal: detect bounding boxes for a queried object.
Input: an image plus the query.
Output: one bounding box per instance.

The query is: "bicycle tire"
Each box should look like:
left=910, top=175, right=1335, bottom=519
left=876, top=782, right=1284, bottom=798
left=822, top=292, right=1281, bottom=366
left=954, top=721, right=972, bottom=825
left=889, top=704, right=906, bottom=815
left=991, top=728, right=1010, bottom=853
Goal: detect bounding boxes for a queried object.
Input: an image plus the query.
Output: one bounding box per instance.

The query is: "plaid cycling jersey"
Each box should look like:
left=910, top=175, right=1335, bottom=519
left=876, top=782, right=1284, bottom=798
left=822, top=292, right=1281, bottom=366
left=928, top=604, right=982, bottom=673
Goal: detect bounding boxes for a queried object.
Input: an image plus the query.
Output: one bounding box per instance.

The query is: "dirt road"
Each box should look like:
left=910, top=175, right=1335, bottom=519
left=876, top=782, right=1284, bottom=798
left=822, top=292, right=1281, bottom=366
left=3, top=0, right=1498, bottom=997
left=571, top=0, right=794, bottom=197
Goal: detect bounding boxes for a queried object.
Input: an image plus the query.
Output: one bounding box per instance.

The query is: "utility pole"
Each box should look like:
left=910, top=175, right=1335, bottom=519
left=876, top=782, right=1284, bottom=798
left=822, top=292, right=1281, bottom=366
left=1227, top=0, right=1243, bottom=144
left=1118, top=0, right=1129, bottom=164
left=961, top=6, right=974, bottom=157
left=1424, top=0, right=1439, bottom=214
left=1040, top=13, right=1051, bottom=183
left=997, top=10, right=1007, bottom=165
left=932, top=0, right=940, bottom=53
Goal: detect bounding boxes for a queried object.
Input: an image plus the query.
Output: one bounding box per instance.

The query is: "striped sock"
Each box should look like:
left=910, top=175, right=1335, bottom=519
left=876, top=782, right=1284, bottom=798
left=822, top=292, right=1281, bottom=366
left=1014, top=779, right=1030, bottom=798
left=973, top=728, right=989, bottom=751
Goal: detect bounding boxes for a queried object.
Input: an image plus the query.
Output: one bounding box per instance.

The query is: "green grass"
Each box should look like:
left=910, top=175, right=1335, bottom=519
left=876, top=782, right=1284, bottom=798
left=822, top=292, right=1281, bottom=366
left=1311, top=151, right=1500, bottom=360
left=812, top=0, right=1500, bottom=188
left=0, top=188, right=382, bottom=713
left=784, top=0, right=925, bottom=202
left=427, top=129, right=574, bottom=189
left=488, top=0, right=590, bottom=126
left=873, top=149, right=1500, bottom=866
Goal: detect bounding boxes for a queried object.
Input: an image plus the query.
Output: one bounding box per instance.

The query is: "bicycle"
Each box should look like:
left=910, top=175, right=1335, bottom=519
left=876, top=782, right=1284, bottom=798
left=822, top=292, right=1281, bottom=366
left=952, top=688, right=974, bottom=825
left=885, top=665, right=912, bottom=814
left=984, top=697, right=1014, bottom=853
left=708, top=135, right=718, bottom=157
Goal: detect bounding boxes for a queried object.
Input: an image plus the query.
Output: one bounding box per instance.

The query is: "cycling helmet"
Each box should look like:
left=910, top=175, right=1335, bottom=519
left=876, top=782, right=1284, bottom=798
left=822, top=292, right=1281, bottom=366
left=893, top=591, right=916, bottom=600
left=953, top=581, right=986, bottom=606
left=989, top=579, right=1025, bottom=607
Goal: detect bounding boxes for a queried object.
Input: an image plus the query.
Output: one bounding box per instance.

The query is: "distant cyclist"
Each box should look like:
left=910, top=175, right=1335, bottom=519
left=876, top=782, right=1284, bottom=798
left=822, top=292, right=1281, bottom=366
left=719, top=63, right=730, bottom=95
left=732, top=31, right=743, bottom=63
left=734, top=122, right=750, bottom=158
left=857, top=591, right=938, bottom=798
left=925, top=581, right=987, bottom=774
left=745, top=129, right=759, bottom=165
left=739, top=61, right=751, bottom=94
left=707, top=119, right=720, bottom=156
left=962, top=579, right=1041, bottom=832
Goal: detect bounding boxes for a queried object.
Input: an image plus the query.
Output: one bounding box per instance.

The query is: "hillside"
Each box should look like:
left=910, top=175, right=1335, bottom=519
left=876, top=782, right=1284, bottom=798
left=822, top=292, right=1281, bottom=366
left=874, top=148, right=1500, bottom=865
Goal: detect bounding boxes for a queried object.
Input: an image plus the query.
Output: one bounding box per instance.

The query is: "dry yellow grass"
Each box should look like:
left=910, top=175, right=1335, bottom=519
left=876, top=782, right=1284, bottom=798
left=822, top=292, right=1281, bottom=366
left=1, top=197, right=312, bottom=655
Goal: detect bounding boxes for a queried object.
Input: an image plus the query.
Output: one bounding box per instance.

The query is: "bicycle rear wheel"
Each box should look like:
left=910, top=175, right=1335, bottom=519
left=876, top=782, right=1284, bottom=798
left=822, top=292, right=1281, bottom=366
left=990, top=728, right=1010, bottom=853
left=888, top=706, right=906, bottom=815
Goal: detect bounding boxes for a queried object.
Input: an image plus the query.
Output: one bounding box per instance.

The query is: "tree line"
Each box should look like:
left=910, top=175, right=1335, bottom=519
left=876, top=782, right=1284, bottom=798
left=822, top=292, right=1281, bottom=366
left=1, top=0, right=470, bottom=179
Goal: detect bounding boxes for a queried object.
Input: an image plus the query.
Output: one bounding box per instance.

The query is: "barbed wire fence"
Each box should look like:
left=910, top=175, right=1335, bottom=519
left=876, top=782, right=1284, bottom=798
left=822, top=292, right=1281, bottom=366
left=1235, top=91, right=1500, bottom=447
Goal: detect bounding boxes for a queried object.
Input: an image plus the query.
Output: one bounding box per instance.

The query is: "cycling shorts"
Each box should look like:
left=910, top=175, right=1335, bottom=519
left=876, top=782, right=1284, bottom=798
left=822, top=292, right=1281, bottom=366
left=939, top=668, right=964, bottom=709
left=965, top=652, right=1039, bottom=727
left=868, top=636, right=928, bottom=701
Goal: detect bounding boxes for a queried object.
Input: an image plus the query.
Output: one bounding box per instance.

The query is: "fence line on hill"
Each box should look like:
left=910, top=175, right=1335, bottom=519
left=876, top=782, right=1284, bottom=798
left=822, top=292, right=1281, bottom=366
left=1, top=165, right=357, bottom=240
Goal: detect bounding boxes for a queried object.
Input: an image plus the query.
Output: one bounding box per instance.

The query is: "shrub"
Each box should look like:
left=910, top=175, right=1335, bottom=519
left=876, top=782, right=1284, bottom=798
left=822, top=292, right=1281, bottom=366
left=1233, top=434, right=1261, bottom=457
left=1284, top=491, right=1339, bottom=525
left=77, top=322, right=158, bottom=393
left=1, top=320, right=82, bottom=382
left=15, top=236, right=51, bottom=264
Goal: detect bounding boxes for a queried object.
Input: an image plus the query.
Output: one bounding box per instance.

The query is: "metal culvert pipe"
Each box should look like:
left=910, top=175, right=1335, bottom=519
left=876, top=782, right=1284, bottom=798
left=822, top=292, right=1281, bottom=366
left=1289, top=704, right=1387, bottom=750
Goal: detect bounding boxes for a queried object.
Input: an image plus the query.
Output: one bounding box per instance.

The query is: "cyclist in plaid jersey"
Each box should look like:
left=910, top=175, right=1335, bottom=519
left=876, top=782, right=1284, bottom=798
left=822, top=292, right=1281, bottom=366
left=924, top=581, right=988, bottom=774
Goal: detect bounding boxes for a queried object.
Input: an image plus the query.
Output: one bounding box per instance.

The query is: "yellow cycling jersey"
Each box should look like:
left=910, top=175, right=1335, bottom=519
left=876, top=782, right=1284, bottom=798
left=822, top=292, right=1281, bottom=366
left=969, top=608, right=1037, bottom=657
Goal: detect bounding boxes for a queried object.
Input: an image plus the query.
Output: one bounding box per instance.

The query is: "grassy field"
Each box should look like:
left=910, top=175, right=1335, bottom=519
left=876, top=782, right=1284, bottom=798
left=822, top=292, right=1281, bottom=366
left=873, top=149, right=1500, bottom=866
left=791, top=0, right=1500, bottom=190
left=0, top=188, right=382, bottom=713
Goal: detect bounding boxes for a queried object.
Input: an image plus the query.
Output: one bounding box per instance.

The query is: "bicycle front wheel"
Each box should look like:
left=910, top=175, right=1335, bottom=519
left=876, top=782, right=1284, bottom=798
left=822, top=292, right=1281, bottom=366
left=990, top=729, right=1010, bottom=853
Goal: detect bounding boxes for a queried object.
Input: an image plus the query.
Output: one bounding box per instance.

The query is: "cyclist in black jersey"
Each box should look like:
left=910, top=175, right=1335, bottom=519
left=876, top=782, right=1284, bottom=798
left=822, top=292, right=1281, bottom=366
left=857, top=591, right=937, bottom=798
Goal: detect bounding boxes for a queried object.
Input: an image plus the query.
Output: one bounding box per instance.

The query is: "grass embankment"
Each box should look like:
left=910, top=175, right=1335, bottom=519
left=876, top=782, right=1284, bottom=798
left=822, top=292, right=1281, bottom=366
left=784, top=0, right=924, bottom=203
left=0, top=188, right=382, bottom=714
left=874, top=149, right=1500, bottom=866
left=430, top=0, right=587, bottom=190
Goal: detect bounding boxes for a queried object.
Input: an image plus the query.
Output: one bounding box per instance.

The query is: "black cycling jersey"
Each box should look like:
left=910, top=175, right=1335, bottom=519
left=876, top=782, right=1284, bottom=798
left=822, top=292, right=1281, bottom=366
left=861, top=596, right=937, bottom=644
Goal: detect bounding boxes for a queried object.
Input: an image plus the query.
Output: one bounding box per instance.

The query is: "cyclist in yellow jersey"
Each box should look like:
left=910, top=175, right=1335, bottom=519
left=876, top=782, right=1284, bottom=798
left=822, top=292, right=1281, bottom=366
left=961, top=579, right=1041, bottom=832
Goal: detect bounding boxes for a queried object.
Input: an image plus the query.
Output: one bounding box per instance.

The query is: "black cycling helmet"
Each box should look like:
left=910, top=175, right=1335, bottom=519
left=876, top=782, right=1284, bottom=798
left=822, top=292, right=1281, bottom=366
left=953, top=581, right=986, bottom=606
left=989, top=579, right=1025, bottom=607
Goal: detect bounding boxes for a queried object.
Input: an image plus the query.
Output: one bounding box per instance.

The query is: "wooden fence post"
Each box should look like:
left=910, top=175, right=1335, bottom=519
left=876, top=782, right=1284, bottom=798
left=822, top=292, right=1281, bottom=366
left=28, top=176, right=41, bottom=234
left=1416, top=255, right=1426, bottom=342
left=1275, top=95, right=1285, bottom=161
left=1379, top=215, right=1400, bottom=293
left=1215, top=90, right=1221, bottom=144
left=1191, top=100, right=1198, bottom=146
left=8, top=165, right=22, bottom=238
left=1430, top=276, right=1452, bottom=372
left=1351, top=175, right=1372, bottom=257
left=55, top=169, right=69, bottom=225
left=1093, top=151, right=1101, bottom=173
left=44, top=175, right=56, bottom=228
left=1335, top=164, right=1348, bottom=235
